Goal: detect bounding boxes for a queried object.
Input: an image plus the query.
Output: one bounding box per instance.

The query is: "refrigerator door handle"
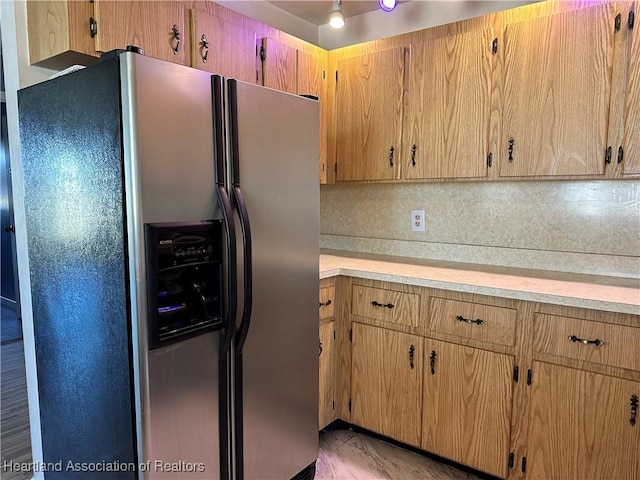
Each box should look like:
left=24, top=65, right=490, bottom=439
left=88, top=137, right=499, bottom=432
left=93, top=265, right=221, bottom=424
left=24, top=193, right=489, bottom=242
left=218, top=184, right=237, bottom=358
left=233, top=184, right=253, bottom=353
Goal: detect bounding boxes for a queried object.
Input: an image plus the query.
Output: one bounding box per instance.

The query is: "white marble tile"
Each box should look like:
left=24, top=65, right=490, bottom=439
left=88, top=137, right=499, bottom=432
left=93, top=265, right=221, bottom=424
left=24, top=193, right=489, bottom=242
left=316, top=430, right=470, bottom=480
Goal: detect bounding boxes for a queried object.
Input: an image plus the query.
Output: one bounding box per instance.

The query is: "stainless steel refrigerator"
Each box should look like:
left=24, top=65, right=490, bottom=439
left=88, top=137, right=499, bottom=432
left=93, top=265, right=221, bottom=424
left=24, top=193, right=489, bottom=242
left=17, top=50, right=319, bottom=480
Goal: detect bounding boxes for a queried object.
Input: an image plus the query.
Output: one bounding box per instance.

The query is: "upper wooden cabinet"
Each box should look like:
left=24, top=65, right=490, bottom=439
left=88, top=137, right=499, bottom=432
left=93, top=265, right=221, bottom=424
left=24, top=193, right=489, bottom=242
left=335, top=48, right=405, bottom=182
left=622, top=6, right=640, bottom=176
left=26, top=0, right=98, bottom=69
left=260, top=38, right=297, bottom=94
left=189, top=9, right=256, bottom=83
left=499, top=4, right=617, bottom=177
left=93, top=1, right=188, bottom=65
left=404, top=27, right=494, bottom=180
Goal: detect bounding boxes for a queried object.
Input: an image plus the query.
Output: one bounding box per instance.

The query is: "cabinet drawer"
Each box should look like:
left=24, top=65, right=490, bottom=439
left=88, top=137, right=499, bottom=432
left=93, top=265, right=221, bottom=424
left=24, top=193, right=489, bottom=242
left=534, top=314, right=640, bottom=372
left=429, top=297, right=517, bottom=347
left=351, top=285, right=419, bottom=327
left=319, top=286, right=335, bottom=321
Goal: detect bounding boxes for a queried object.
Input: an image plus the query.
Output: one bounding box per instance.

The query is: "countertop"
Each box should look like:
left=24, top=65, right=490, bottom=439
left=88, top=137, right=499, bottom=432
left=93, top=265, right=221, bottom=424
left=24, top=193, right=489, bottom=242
left=319, top=251, right=640, bottom=315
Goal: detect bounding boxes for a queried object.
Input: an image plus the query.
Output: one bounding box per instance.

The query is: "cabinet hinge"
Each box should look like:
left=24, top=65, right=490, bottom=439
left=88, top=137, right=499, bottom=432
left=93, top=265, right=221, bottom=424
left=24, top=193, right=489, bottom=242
left=618, top=146, right=624, bottom=164
left=349, top=328, right=352, bottom=342
left=508, top=452, right=515, bottom=469
left=527, top=368, right=533, bottom=386
left=521, top=456, right=527, bottom=473
left=615, top=13, right=622, bottom=32
left=629, top=10, right=636, bottom=29
left=348, top=399, right=352, bottom=412
left=513, top=365, right=519, bottom=383
left=487, top=152, right=493, bottom=168
left=89, top=16, right=97, bottom=38
left=605, top=146, right=612, bottom=164
left=259, top=45, right=266, bottom=62
left=492, top=38, right=498, bottom=55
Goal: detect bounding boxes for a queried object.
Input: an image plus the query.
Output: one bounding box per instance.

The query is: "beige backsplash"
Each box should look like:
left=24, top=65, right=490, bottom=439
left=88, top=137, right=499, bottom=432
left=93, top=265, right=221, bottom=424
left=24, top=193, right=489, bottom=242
left=320, top=181, right=640, bottom=279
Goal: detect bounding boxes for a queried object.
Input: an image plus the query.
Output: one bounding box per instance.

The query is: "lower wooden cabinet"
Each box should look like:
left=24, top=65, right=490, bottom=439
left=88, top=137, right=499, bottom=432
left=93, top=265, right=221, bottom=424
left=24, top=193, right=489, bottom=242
left=422, top=339, right=514, bottom=478
left=319, top=320, right=336, bottom=429
left=526, top=362, right=640, bottom=480
left=351, top=323, right=423, bottom=447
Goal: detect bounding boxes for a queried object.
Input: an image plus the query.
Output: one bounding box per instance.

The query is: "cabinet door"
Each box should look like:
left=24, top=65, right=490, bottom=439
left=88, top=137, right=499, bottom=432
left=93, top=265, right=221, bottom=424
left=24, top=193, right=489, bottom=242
left=404, top=28, right=492, bottom=179
left=351, top=323, right=423, bottom=447
left=422, top=339, right=513, bottom=478
left=298, top=50, right=328, bottom=184
left=26, top=0, right=98, bottom=69
left=527, top=362, right=640, bottom=480
left=319, top=321, right=335, bottom=430
left=189, top=10, right=256, bottom=83
left=94, top=1, right=188, bottom=65
left=260, top=38, right=297, bottom=94
left=500, top=4, right=617, bottom=177
left=623, top=6, right=640, bottom=175
left=336, top=48, right=404, bottom=182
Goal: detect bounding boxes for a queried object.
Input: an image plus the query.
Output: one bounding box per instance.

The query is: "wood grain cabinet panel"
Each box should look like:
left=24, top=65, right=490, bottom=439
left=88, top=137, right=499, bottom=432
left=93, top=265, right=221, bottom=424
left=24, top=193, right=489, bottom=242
left=351, top=284, right=419, bottom=327
left=404, top=28, right=493, bottom=180
left=622, top=5, right=640, bottom=175
left=335, top=48, right=404, bottom=182
left=500, top=4, right=617, bottom=177
left=429, top=297, right=517, bottom=347
left=422, top=339, right=513, bottom=479
left=319, top=321, right=336, bottom=429
left=527, top=362, right=640, bottom=480
left=351, top=323, right=423, bottom=447
left=93, top=0, right=188, bottom=65
left=533, top=313, right=640, bottom=372
left=189, top=10, right=256, bottom=83
left=26, top=0, right=98, bottom=69
left=319, top=286, right=335, bottom=321
left=260, top=37, right=297, bottom=94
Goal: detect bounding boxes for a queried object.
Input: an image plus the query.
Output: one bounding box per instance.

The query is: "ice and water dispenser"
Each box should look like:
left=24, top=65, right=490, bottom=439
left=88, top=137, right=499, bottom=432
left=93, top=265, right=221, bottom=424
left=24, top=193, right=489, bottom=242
left=145, top=221, right=223, bottom=349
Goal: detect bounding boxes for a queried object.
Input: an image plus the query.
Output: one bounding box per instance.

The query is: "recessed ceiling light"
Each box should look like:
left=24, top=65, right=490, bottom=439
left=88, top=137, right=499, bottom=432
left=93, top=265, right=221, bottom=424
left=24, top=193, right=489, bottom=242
left=379, top=0, right=397, bottom=12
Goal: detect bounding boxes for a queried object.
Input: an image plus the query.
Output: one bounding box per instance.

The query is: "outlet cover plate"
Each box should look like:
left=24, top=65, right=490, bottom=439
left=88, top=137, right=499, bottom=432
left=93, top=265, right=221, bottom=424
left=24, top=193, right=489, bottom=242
left=411, top=209, right=425, bottom=232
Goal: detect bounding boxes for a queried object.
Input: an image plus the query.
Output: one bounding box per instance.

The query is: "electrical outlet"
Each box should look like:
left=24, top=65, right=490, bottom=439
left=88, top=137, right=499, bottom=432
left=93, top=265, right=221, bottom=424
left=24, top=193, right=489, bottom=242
left=411, top=210, right=425, bottom=232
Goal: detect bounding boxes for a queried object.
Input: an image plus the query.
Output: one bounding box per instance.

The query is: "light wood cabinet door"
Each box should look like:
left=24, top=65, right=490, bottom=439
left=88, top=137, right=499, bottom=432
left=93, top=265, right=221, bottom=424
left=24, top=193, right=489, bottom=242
left=623, top=6, right=640, bottom=175
left=298, top=50, right=329, bottom=184
left=351, top=323, right=423, bottom=447
left=404, top=28, right=493, bottom=179
left=422, top=339, right=513, bottom=478
left=500, top=4, right=617, bottom=177
left=93, top=1, right=188, bottom=65
left=336, top=48, right=404, bottom=182
left=189, top=10, right=256, bottom=83
left=260, top=38, right=297, bottom=94
left=319, top=321, right=336, bottom=430
left=26, top=0, right=98, bottom=69
left=527, top=362, right=640, bottom=480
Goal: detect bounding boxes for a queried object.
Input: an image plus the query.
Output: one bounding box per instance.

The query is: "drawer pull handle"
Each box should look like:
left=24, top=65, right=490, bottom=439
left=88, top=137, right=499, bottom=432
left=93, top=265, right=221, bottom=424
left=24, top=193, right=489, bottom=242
left=429, top=350, right=437, bottom=375
left=171, top=25, right=181, bottom=55
left=456, top=315, right=484, bottom=326
left=319, top=339, right=323, bottom=356
left=408, top=345, right=415, bottom=369
left=631, top=394, right=638, bottom=426
left=319, top=300, right=332, bottom=308
left=568, top=335, right=604, bottom=347
left=371, top=301, right=394, bottom=309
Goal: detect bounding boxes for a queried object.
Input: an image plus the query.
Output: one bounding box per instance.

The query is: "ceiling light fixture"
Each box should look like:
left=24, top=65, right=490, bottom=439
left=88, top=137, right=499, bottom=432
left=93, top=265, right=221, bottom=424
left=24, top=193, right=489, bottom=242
left=379, top=0, right=397, bottom=12
left=329, top=0, right=345, bottom=29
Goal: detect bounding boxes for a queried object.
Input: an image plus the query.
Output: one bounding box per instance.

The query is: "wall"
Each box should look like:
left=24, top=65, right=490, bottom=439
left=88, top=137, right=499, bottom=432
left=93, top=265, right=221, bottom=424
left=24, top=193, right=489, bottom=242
left=320, top=181, right=640, bottom=278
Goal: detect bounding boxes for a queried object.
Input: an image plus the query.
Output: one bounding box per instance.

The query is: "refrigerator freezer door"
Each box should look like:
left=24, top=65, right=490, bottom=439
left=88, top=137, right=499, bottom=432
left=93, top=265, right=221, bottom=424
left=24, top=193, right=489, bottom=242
left=229, top=80, right=320, bottom=480
left=119, top=53, right=224, bottom=479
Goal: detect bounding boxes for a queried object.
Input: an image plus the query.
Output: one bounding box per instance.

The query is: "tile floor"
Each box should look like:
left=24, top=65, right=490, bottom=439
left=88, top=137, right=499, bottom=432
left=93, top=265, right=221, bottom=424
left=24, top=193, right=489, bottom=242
left=317, top=428, right=488, bottom=480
